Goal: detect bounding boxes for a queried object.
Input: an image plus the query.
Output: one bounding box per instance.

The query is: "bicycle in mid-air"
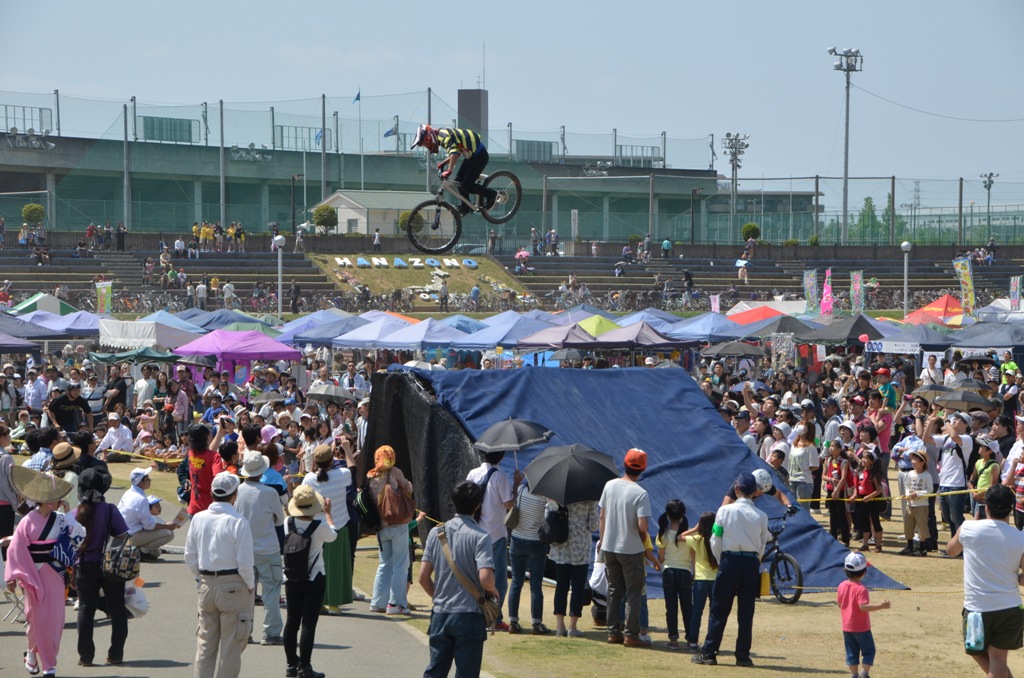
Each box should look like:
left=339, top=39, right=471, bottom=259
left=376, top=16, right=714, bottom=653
left=405, top=168, right=522, bottom=254
left=761, top=509, right=803, bottom=604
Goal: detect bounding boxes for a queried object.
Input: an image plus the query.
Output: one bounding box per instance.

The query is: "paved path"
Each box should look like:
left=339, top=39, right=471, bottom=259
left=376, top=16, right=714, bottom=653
left=0, top=493, right=442, bottom=678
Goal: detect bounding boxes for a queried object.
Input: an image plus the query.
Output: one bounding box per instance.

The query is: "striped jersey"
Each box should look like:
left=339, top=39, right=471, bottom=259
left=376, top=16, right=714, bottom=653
left=437, top=128, right=483, bottom=158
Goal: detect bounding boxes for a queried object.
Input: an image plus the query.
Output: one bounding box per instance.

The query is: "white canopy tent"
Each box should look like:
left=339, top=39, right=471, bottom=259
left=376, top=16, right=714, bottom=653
left=726, top=300, right=808, bottom=317
left=99, top=319, right=202, bottom=350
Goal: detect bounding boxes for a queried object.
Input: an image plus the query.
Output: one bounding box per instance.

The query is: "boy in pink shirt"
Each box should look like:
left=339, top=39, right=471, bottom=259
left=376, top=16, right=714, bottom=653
left=837, top=552, right=890, bottom=678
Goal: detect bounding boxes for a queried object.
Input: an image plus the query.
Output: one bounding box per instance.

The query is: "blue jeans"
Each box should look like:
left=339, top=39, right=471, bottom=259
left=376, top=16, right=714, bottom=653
left=508, top=537, right=548, bottom=624
left=371, top=523, right=409, bottom=610
left=843, top=630, right=876, bottom=666
left=424, top=611, right=487, bottom=678
left=939, top=485, right=967, bottom=539
left=688, top=579, right=714, bottom=645
left=791, top=481, right=813, bottom=503
left=662, top=567, right=693, bottom=642
left=491, top=537, right=508, bottom=623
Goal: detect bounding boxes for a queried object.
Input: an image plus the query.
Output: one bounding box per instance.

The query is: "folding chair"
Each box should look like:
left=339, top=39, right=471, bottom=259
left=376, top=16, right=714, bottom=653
left=2, top=588, right=25, bottom=624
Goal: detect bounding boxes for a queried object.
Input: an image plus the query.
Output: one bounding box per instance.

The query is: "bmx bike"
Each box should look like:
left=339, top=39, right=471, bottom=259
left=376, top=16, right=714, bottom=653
left=405, top=168, right=522, bottom=254
left=762, top=510, right=804, bottom=604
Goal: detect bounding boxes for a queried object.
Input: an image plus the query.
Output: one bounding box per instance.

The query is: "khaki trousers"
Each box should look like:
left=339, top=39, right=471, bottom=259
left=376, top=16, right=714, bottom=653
left=195, top=573, right=252, bottom=678
left=903, top=504, right=930, bottom=543
left=131, top=528, right=174, bottom=557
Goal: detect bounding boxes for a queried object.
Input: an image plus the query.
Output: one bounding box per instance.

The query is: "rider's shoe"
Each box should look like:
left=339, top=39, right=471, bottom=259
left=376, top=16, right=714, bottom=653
left=456, top=204, right=472, bottom=216
left=482, top=191, right=497, bottom=210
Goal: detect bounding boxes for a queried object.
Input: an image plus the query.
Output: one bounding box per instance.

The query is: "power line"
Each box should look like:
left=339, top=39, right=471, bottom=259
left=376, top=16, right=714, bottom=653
left=853, top=84, right=1024, bottom=123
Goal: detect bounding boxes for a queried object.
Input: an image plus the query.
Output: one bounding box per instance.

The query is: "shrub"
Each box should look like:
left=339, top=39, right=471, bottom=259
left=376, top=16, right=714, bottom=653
left=22, top=203, right=44, bottom=226
left=807, top=234, right=820, bottom=246
left=400, top=210, right=423, bottom=234
left=741, top=222, right=761, bottom=241
left=783, top=238, right=799, bottom=247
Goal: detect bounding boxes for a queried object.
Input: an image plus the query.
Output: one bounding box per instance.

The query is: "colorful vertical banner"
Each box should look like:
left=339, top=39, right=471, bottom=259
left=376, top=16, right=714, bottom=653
left=803, top=270, right=819, bottom=315
left=95, top=281, right=112, bottom=314
left=952, top=257, right=976, bottom=317
left=850, top=271, right=864, bottom=313
left=1011, top=276, right=1021, bottom=312
left=820, top=268, right=834, bottom=318
left=710, top=294, right=720, bottom=314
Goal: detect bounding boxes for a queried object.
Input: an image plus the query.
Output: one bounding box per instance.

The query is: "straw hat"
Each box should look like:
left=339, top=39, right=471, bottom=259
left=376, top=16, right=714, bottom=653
left=11, top=466, right=73, bottom=503
left=49, top=442, right=81, bottom=470
left=287, top=485, right=324, bottom=517
left=313, top=444, right=334, bottom=465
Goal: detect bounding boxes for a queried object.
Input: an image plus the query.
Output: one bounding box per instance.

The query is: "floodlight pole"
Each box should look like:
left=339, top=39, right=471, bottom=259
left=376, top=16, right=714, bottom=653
left=901, top=241, right=912, bottom=318
left=981, top=173, right=998, bottom=239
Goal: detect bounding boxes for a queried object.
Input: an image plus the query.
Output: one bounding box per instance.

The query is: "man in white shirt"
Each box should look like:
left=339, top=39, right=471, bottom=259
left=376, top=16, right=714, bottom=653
left=23, top=368, right=46, bottom=414
left=466, top=450, right=519, bottom=630
left=185, top=472, right=255, bottom=678
left=95, top=413, right=134, bottom=457
left=919, top=354, right=943, bottom=387
left=946, top=485, right=1024, bottom=678
left=174, top=237, right=186, bottom=258
left=131, top=365, right=157, bottom=413
left=923, top=411, right=973, bottom=541
left=733, top=411, right=757, bottom=453
left=339, top=362, right=368, bottom=393
left=116, top=467, right=179, bottom=559
left=234, top=452, right=285, bottom=646
left=196, top=281, right=208, bottom=311
left=694, top=472, right=769, bottom=668
left=221, top=280, right=237, bottom=310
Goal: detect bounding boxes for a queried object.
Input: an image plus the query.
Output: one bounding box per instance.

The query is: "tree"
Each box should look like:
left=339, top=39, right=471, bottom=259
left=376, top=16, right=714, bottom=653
left=879, top=192, right=908, bottom=244
left=741, top=222, right=761, bottom=241
left=852, top=197, right=881, bottom=243
left=312, top=205, right=337, bottom=234
left=400, top=209, right=423, bottom=234
left=22, top=203, right=44, bottom=226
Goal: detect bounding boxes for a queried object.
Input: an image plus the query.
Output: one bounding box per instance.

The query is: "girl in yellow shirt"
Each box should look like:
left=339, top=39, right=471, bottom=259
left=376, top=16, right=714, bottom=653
left=678, top=511, right=719, bottom=651
left=656, top=499, right=693, bottom=649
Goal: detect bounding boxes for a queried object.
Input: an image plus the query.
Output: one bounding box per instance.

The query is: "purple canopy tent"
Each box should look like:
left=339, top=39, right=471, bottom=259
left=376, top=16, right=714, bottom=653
left=175, top=330, right=301, bottom=362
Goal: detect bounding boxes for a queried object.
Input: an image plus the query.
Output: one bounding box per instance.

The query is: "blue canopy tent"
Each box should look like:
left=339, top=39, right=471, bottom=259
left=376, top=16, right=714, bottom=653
left=738, top=315, right=822, bottom=340
left=582, top=321, right=697, bottom=350
left=520, top=309, right=561, bottom=324
left=0, top=332, right=38, bottom=352
left=275, top=308, right=354, bottom=345
left=877, top=324, right=954, bottom=352
left=481, top=310, right=522, bottom=326
left=558, top=303, right=618, bottom=320
left=0, top=312, right=67, bottom=340
left=19, top=310, right=102, bottom=336
left=194, top=308, right=275, bottom=331
left=452, top=316, right=555, bottom=350
left=516, top=323, right=597, bottom=350
left=438, top=314, right=488, bottom=335
left=617, top=308, right=682, bottom=327
left=291, top=316, right=370, bottom=347
left=663, top=313, right=745, bottom=343
left=175, top=308, right=209, bottom=322
left=332, top=317, right=412, bottom=349
left=413, top=367, right=905, bottom=594
left=375, top=318, right=468, bottom=350
left=140, top=310, right=207, bottom=334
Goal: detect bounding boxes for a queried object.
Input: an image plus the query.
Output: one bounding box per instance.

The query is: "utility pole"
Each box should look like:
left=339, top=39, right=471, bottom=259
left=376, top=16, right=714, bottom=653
left=981, top=172, right=998, bottom=240
left=828, top=47, right=863, bottom=244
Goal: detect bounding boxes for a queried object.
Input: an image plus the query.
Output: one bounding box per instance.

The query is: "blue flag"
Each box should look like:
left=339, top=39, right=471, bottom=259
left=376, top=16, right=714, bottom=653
left=353, top=90, right=360, bottom=104
left=383, top=127, right=396, bottom=138
left=315, top=129, right=323, bottom=146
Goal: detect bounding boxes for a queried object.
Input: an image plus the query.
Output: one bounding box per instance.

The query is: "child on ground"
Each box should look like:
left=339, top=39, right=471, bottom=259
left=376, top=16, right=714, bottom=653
left=824, top=440, right=855, bottom=546
left=855, top=451, right=884, bottom=553
left=969, top=436, right=1000, bottom=520
left=899, top=450, right=933, bottom=556
left=677, top=510, right=718, bottom=652
left=837, top=551, right=890, bottom=678
left=656, top=500, right=692, bottom=650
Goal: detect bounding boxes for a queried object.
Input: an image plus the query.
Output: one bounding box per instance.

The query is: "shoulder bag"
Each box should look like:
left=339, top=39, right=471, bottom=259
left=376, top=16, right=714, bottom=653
left=377, top=469, right=416, bottom=526
left=504, top=484, right=523, bottom=530
left=437, top=524, right=500, bottom=628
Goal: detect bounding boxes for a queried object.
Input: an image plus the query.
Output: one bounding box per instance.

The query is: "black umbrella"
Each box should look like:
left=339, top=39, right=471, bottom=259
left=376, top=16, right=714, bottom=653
left=473, top=419, right=553, bottom=453
left=955, top=378, right=993, bottom=396
left=935, top=390, right=991, bottom=412
left=702, top=341, right=765, bottom=358
left=251, top=390, right=286, bottom=404
left=550, top=348, right=583, bottom=362
left=961, top=353, right=996, bottom=366
left=306, top=383, right=359, bottom=405
left=912, top=383, right=950, bottom=398
left=523, top=443, right=619, bottom=505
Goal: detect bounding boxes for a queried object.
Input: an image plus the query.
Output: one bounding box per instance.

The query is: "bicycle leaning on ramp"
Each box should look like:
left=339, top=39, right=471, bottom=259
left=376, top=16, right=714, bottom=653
left=405, top=167, right=522, bottom=254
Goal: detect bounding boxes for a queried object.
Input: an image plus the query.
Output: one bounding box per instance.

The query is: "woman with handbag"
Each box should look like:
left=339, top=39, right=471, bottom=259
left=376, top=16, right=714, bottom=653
left=549, top=499, right=599, bottom=638
left=300, top=444, right=352, bottom=614
left=4, top=466, right=75, bottom=677
left=366, top=445, right=414, bottom=615
left=72, top=466, right=130, bottom=667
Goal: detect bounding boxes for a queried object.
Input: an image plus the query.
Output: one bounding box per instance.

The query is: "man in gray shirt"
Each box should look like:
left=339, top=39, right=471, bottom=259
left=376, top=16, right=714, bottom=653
left=420, top=480, right=497, bottom=678
left=598, top=448, right=654, bottom=648
left=235, top=451, right=285, bottom=645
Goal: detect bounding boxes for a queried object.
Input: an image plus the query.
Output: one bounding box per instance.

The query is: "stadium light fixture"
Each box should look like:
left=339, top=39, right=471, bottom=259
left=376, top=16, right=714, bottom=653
left=829, top=46, right=863, bottom=244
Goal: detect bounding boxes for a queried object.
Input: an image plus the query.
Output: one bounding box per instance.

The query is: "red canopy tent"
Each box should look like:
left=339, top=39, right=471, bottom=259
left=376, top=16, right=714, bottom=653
left=904, top=294, right=964, bottom=326
left=727, top=305, right=785, bottom=325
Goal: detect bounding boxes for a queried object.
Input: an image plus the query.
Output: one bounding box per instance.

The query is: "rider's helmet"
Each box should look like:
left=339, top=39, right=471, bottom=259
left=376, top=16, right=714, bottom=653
left=411, top=124, right=438, bottom=153
left=752, top=468, right=773, bottom=494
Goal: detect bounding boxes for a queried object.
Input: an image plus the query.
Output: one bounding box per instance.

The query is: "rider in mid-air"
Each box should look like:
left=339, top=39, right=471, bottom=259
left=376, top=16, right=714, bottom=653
left=411, top=124, right=497, bottom=216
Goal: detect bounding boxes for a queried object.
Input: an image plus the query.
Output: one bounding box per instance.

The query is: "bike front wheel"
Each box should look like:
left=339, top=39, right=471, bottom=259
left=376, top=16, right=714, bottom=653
left=481, top=170, right=522, bottom=225
left=769, top=553, right=803, bottom=604
left=406, top=199, right=463, bottom=254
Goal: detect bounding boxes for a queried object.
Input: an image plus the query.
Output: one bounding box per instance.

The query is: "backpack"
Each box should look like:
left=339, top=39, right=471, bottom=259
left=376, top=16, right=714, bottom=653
left=283, top=517, right=321, bottom=581
left=538, top=504, right=569, bottom=545
left=355, top=477, right=381, bottom=534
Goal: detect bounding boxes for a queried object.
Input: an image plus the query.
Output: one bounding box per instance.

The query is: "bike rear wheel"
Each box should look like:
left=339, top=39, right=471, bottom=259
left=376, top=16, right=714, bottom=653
left=481, top=170, right=522, bottom=225
left=769, top=552, right=803, bottom=604
left=406, top=199, right=463, bottom=254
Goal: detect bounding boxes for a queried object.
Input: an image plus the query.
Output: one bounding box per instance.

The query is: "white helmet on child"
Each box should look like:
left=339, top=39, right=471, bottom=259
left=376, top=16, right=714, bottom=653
left=752, top=468, right=773, bottom=493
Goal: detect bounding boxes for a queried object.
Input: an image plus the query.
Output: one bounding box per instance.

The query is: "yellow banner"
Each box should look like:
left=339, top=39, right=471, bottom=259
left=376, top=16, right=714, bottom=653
left=951, top=257, right=975, bottom=317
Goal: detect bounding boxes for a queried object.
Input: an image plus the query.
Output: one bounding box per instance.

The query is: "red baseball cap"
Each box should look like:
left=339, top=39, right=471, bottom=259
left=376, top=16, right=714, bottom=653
left=874, top=367, right=890, bottom=377
left=624, top=448, right=648, bottom=472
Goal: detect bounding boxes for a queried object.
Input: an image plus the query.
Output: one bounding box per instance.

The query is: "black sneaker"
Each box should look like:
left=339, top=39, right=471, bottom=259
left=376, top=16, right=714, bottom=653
left=508, top=621, right=523, bottom=635
left=736, top=657, right=755, bottom=668
left=286, top=667, right=298, bottom=678
left=456, top=204, right=472, bottom=216
left=691, top=653, right=717, bottom=665
left=532, top=623, right=552, bottom=635
left=482, top=192, right=497, bottom=210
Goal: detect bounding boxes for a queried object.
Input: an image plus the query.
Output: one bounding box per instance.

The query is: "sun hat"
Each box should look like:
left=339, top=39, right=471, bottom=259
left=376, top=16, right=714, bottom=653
left=772, top=422, right=792, bottom=438
left=313, top=444, right=334, bottom=465
left=624, top=447, right=648, bottom=472
left=643, top=357, right=656, bottom=366
left=129, top=467, right=153, bottom=486
left=287, top=485, right=324, bottom=518
left=359, top=398, right=370, bottom=408
left=260, top=424, right=282, bottom=444
left=11, top=466, right=73, bottom=503
left=950, top=412, right=972, bottom=426
left=240, top=451, right=270, bottom=478
left=844, top=551, right=868, bottom=573
left=77, top=466, right=113, bottom=498
left=233, top=405, right=247, bottom=417
left=211, top=472, right=240, bottom=499
left=49, top=441, right=81, bottom=470
left=107, top=412, right=120, bottom=421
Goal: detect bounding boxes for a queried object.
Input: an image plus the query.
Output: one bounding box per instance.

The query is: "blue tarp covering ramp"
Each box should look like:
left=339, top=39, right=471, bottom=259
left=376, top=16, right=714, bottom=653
left=410, top=367, right=905, bottom=594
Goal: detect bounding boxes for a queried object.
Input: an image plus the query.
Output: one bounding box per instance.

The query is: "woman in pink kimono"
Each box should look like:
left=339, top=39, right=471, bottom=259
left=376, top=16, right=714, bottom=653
left=4, top=466, right=74, bottom=677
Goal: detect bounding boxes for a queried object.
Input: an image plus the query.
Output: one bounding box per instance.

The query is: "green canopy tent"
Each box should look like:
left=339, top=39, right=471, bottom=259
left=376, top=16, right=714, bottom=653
left=220, top=321, right=281, bottom=337
left=88, top=347, right=182, bottom=365
left=12, top=293, right=78, bottom=316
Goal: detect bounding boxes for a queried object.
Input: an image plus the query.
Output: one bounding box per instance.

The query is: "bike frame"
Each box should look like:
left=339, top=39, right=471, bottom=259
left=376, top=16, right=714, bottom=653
left=436, top=173, right=492, bottom=214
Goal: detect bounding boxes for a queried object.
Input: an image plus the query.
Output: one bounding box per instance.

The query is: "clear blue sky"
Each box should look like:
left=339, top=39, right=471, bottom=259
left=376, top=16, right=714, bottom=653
left=3, top=0, right=1022, bottom=190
